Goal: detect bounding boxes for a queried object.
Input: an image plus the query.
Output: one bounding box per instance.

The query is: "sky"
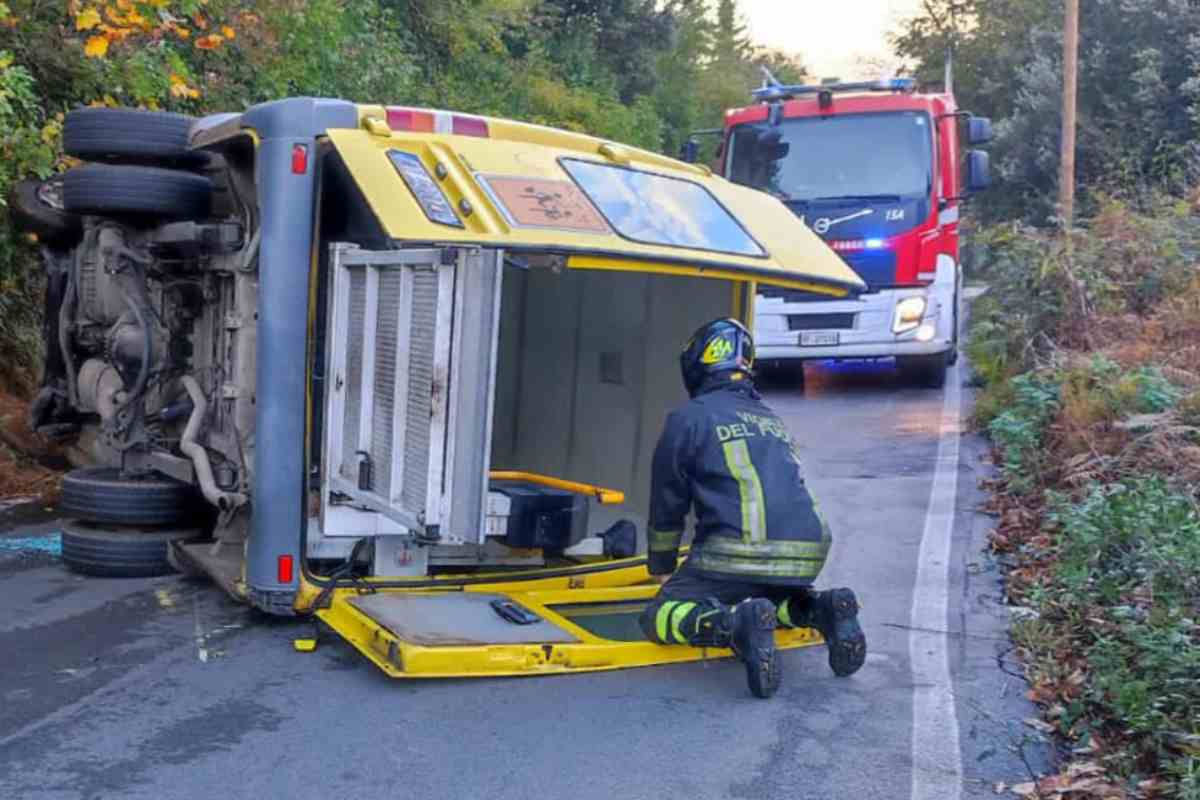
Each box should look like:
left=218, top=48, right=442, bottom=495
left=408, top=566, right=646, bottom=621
left=740, top=0, right=925, bottom=81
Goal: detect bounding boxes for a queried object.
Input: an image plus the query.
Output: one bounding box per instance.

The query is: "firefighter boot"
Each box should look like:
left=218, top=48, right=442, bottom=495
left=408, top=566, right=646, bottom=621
left=787, top=588, right=866, bottom=677
left=730, top=598, right=780, bottom=699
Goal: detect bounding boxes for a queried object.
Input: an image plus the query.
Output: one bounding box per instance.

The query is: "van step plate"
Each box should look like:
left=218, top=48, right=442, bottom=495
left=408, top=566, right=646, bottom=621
left=317, top=585, right=822, bottom=679
left=347, top=593, right=578, bottom=646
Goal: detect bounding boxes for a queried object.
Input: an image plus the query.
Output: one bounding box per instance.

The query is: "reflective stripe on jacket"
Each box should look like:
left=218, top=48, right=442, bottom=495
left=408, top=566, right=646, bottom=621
left=647, top=378, right=830, bottom=586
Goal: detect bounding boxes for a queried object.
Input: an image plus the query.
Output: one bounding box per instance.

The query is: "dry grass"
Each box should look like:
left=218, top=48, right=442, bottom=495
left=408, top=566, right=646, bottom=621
left=0, top=390, right=63, bottom=503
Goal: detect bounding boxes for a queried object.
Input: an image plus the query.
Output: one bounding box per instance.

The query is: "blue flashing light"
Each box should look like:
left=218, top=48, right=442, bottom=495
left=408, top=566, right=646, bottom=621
left=883, top=78, right=916, bottom=92
left=865, top=238, right=886, bottom=249
left=751, top=77, right=918, bottom=104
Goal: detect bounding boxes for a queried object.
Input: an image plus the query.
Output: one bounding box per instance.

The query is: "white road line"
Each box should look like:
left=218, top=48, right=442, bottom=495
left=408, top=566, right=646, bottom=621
left=910, top=361, right=964, bottom=799
left=193, top=595, right=209, bottom=663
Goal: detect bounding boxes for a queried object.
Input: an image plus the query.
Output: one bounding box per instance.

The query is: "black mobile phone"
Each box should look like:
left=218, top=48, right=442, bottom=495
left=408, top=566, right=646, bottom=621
left=490, top=598, right=541, bottom=625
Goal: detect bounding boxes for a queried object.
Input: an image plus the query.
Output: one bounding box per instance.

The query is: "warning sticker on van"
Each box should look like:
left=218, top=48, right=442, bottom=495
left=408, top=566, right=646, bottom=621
left=479, top=176, right=610, bottom=233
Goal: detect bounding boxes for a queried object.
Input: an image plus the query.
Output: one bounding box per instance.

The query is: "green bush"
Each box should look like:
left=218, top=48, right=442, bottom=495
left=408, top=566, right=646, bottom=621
left=1039, top=479, right=1200, bottom=788
left=966, top=199, right=1198, bottom=395
left=986, top=372, right=1060, bottom=492
left=0, top=49, right=60, bottom=275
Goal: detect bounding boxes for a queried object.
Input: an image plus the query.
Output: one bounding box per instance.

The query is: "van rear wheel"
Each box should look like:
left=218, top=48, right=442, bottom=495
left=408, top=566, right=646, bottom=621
left=62, top=164, right=213, bottom=221
left=60, top=466, right=201, bottom=527
left=63, top=108, right=202, bottom=167
left=62, top=519, right=203, bottom=578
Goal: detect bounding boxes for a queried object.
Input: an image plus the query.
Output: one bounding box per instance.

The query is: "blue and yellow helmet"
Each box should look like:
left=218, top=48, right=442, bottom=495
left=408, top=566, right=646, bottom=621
left=680, top=317, right=755, bottom=397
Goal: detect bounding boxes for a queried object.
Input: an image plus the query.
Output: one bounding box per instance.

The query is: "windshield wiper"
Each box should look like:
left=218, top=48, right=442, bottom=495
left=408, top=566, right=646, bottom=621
left=811, top=194, right=904, bottom=203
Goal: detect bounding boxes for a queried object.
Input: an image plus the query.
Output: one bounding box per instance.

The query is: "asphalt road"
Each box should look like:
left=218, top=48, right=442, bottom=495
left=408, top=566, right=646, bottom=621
left=0, top=319, right=1053, bottom=800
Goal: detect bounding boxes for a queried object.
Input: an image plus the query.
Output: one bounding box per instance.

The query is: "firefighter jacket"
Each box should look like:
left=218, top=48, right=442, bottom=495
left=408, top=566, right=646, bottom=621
left=647, top=377, right=830, bottom=586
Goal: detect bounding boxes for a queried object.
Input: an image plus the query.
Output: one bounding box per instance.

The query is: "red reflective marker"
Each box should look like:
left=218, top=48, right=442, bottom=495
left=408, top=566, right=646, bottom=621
left=278, top=554, right=294, bottom=583
left=291, top=144, right=308, bottom=175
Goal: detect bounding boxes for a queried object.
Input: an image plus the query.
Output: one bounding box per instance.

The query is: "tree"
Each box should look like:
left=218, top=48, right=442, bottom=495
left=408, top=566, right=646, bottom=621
left=892, top=0, right=1200, bottom=222
left=711, top=0, right=752, bottom=68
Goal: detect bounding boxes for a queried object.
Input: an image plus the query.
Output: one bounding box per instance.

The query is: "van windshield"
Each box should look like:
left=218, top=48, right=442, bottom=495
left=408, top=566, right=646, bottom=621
left=726, top=111, right=933, bottom=203
left=560, top=158, right=765, bottom=257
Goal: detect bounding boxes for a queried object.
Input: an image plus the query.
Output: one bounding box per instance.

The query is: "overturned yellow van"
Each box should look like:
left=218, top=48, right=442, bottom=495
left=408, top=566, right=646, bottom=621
left=25, top=99, right=864, bottom=677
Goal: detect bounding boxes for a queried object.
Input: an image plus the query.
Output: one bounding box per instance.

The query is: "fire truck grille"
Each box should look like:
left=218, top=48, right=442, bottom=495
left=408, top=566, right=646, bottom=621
left=787, top=313, right=856, bottom=331
left=841, top=251, right=897, bottom=288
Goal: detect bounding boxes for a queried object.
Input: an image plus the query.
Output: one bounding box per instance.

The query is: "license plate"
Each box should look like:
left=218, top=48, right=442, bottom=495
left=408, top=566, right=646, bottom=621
left=800, top=332, right=839, bottom=347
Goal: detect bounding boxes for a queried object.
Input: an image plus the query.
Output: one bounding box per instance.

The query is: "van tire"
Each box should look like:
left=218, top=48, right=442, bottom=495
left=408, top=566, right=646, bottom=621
left=63, top=108, right=201, bottom=166
left=8, top=177, right=82, bottom=247
left=60, top=466, right=201, bottom=527
left=63, top=164, right=212, bottom=220
left=62, top=519, right=202, bottom=578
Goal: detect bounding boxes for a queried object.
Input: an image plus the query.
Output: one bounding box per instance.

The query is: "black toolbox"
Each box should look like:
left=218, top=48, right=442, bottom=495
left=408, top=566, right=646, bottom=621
left=488, top=480, right=590, bottom=552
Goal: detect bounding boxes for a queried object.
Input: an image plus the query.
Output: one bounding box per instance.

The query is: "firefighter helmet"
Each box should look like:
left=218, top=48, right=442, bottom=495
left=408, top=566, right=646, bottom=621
left=680, top=317, right=755, bottom=397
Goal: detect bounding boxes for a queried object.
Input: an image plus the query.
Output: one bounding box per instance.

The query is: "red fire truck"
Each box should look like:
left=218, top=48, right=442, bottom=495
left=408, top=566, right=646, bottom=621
left=687, top=74, right=992, bottom=387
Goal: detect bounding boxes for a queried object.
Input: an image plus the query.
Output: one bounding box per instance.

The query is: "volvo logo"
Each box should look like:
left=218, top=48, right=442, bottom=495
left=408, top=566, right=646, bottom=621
left=811, top=208, right=874, bottom=234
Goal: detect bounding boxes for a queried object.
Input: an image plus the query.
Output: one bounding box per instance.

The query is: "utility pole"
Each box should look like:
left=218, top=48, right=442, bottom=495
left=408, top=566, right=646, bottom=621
left=1058, top=0, right=1080, bottom=227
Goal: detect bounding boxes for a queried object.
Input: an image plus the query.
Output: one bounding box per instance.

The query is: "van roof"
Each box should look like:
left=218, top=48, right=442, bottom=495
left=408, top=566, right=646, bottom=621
left=194, top=99, right=866, bottom=295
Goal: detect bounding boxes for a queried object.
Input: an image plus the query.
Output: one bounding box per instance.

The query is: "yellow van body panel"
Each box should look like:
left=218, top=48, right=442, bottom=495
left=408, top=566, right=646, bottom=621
left=326, top=126, right=865, bottom=295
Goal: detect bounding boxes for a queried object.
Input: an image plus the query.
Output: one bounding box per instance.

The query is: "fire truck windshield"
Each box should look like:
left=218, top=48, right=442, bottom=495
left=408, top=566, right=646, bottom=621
left=726, top=111, right=933, bottom=206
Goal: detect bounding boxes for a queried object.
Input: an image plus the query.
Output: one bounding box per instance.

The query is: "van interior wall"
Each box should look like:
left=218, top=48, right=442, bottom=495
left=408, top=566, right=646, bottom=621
left=490, top=266, right=732, bottom=533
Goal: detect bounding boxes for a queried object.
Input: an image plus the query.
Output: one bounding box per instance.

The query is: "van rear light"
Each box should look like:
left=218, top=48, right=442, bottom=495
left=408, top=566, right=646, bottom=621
left=278, top=554, right=294, bottom=583
left=451, top=115, right=489, bottom=137
left=386, top=107, right=490, bottom=138
left=386, top=107, right=435, bottom=132
left=291, top=144, right=308, bottom=175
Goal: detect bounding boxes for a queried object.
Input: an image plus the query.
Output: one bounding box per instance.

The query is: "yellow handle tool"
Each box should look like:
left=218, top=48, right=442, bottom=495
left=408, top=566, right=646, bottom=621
left=488, top=471, right=625, bottom=505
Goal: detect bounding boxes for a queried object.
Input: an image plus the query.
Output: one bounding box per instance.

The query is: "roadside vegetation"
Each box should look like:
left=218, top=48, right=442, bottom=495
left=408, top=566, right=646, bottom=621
left=966, top=207, right=1200, bottom=797
left=896, top=2, right=1200, bottom=794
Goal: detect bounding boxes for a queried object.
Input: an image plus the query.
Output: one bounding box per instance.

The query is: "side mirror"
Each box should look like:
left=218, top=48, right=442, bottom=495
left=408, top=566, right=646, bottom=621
left=967, top=116, right=993, bottom=145
left=966, top=149, right=991, bottom=193
left=679, top=139, right=699, bottom=163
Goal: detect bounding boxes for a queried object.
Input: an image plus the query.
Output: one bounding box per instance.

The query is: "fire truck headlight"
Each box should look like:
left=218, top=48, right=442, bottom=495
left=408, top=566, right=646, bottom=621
left=892, top=296, right=927, bottom=334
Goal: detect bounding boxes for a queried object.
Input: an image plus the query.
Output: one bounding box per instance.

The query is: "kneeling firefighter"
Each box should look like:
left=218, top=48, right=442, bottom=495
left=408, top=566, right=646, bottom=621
left=639, top=318, right=866, bottom=698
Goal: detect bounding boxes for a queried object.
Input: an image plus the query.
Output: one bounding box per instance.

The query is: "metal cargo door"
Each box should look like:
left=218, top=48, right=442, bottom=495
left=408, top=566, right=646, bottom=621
left=322, top=245, right=502, bottom=543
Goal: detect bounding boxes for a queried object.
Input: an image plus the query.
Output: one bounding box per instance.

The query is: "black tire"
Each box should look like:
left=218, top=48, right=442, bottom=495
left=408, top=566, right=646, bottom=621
left=8, top=177, right=82, bottom=247
left=947, top=284, right=961, bottom=366
left=761, top=363, right=805, bottom=390
left=60, top=466, right=202, bottom=526
left=63, top=164, right=212, bottom=220
left=62, top=519, right=202, bottom=578
left=63, top=108, right=201, bottom=166
left=898, top=355, right=948, bottom=389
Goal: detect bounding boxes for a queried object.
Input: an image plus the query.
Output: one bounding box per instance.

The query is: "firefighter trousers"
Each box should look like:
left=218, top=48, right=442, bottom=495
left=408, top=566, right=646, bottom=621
left=639, top=557, right=815, bottom=647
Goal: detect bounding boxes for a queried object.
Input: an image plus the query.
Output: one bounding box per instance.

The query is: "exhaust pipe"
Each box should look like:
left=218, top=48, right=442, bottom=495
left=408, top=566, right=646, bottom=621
left=180, top=375, right=247, bottom=512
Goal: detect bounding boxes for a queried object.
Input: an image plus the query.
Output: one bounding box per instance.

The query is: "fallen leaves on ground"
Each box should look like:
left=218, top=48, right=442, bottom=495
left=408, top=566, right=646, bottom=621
left=0, top=391, right=64, bottom=503
left=1005, top=762, right=1129, bottom=799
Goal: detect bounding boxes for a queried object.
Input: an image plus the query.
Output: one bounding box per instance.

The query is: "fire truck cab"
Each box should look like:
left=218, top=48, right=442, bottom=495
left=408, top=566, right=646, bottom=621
left=698, top=77, right=992, bottom=387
